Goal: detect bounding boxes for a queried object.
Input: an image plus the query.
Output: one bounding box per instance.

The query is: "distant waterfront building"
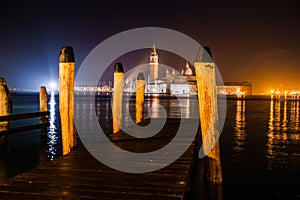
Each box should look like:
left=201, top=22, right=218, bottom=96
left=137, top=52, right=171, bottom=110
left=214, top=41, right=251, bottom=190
left=217, top=82, right=252, bottom=96
left=145, top=46, right=253, bottom=96
left=145, top=45, right=197, bottom=94
left=168, top=62, right=197, bottom=94
left=76, top=45, right=253, bottom=97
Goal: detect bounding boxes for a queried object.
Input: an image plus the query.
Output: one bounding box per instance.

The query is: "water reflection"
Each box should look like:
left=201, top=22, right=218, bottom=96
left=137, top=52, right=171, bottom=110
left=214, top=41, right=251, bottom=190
left=106, top=96, right=200, bottom=125
left=143, top=96, right=198, bottom=119
left=282, top=100, right=288, bottom=133
left=267, top=99, right=300, bottom=172
left=47, top=91, right=59, bottom=160
left=233, top=99, right=246, bottom=160
left=290, top=101, right=300, bottom=133
left=95, top=96, right=112, bottom=134
left=148, top=97, right=164, bottom=119
left=93, top=95, right=199, bottom=134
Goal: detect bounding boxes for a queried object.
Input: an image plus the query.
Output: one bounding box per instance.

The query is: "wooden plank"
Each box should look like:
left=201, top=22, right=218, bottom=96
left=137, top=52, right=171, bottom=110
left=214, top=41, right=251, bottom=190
left=0, top=123, right=49, bottom=136
left=0, top=111, right=50, bottom=122
left=0, top=119, right=199, bottom=199
left=0, top=150, right=189, bottom=199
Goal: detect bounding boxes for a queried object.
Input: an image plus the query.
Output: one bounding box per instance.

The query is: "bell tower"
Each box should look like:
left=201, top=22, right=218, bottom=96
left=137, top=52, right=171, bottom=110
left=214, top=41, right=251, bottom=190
left=149, top=44, right=158, bottom=82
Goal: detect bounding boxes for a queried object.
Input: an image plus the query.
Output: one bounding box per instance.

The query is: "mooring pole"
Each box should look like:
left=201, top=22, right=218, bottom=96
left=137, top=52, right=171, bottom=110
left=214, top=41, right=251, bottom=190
left=0, top=77, right=11, bottom=151
left=39, top=86, right=48, bottom=112
left=39, top=86, right=48, bottom=138
left=39, top=86, right=48, bottom=121
left=136, top=72, right=145, bottom=124
left=194, top=46, right=222, bottom=199
left=0, top=78, right=11, bottom=131
left=113, top=63, right=124, bottom=133
left=59, top=46, right=76, bottom=155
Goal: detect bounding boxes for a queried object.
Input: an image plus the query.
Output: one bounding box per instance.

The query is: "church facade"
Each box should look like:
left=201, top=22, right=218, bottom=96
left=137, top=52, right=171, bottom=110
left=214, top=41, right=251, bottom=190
left=125, top=45, right=252, bottom=96
left=145, top=45, right=197, bottom=95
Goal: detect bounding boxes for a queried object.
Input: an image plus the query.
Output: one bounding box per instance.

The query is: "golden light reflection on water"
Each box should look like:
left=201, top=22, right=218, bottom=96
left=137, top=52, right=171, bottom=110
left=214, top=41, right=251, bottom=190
left=93, top=95, right=198, bottom=134
left=233, top=100, right=246, bottom=160
left=144, top=97, right=197, bottom=119
left=289, top=101, right=299, bottom=132
left=267, top=99, right=300, bottom=171
left=150, top=97, right=162, bottom=119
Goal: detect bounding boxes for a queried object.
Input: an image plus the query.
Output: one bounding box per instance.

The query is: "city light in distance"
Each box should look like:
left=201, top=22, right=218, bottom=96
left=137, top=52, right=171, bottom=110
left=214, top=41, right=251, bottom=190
left=268, top=88, right=300, bottom=99
left=49, top=81, right=57, bottom=91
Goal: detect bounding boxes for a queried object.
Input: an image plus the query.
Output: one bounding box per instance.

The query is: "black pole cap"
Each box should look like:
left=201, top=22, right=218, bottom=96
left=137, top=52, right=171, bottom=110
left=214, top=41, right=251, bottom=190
left=114, top=62, right=124, bottom=73
left=40, top=86, right=47, bottom=91
left=137, top=72, right=145, bottom=80
left=59, top=46, right=75, bottom=63
left=0, top=77, right=7, bottom=85
left=195, top=46, right=214, bottom=63
left=0, top=77, right=11, bottom=99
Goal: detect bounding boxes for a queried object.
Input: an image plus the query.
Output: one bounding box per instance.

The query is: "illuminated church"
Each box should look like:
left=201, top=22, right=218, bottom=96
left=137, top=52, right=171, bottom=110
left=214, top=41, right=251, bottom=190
left=145, top=45, right=197, bottom=94
left=75, top=44, right=252, bottom=97
left=143, top=45, right=252, bottom=96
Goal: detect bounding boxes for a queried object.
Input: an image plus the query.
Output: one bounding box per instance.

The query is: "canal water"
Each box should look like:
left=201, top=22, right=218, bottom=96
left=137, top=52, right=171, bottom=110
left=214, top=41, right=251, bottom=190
left=0, top=93, right=300, bottom=199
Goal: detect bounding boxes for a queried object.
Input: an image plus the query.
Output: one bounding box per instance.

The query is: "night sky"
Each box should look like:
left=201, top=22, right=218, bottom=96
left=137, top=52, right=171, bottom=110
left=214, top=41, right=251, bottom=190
left=0, top=0, right=299, bottom=94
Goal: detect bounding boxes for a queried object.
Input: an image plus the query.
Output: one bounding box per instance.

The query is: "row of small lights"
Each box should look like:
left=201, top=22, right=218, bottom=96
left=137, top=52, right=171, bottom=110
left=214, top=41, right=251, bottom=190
left=47, top=83, right=300, bottom=97
left=270, top=89, right=300, bottom=96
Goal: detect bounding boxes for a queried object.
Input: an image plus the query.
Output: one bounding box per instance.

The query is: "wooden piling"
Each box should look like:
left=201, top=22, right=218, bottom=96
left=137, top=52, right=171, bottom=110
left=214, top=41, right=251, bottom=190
left=0, top=78, right=11, bottom=131
left=113, top=63, right=124, bottom=133
left=136, top=72, right=145, bottom=124
left=194, top=46, right=222, bottom=199
left=39, top=86, right=48, bottom=138
left=39, top=86, right=48, bottom=112
left=0, top=77, right=11, bottom=150
left=59, top=46, right=76, bottom=155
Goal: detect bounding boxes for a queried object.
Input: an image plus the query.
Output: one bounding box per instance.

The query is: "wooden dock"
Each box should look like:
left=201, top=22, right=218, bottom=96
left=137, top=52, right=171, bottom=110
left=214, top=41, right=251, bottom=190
left=0, top=118, right=200, bottom=200
left=0, top=111, right=50, bottom=136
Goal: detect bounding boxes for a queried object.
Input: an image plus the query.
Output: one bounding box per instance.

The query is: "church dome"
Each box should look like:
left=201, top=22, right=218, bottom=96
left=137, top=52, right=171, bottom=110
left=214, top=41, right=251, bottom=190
left=181, top=62, right=193, bottom=76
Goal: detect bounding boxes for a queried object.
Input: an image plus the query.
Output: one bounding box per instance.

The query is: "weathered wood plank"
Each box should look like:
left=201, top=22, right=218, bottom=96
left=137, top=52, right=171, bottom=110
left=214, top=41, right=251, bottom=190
left=0, top=111, right=50, bottom=122
left=0, top=122, right=49, bottom=136
left=0, top=118, right=199, bottom=199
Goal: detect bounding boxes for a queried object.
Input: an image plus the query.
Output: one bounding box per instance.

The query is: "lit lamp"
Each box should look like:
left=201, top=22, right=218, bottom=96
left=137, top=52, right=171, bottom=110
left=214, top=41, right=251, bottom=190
left=49, top=81, right=57, bottom=92
left=284, top=91, right=288, bottom=99
left=270, top=89, right=274, bottom=98
left=275, top=90, right=280, bottom=98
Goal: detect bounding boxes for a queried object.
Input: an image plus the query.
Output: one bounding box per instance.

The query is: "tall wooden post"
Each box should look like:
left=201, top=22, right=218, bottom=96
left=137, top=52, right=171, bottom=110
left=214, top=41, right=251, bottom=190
left=59, top=46, right=76, bottom=155
left=194, top=46, right=222, bottom=199
left=0, top=77, right=11, bottom=131
left=0, top=78, right=11, bottom=150
left=136, top=72, right=145, bottom=124
left=113, top=63, right=124, bottom=133
left=39, top=86, right=48, bottom=112
left=39, top=86, right=48, bottom=138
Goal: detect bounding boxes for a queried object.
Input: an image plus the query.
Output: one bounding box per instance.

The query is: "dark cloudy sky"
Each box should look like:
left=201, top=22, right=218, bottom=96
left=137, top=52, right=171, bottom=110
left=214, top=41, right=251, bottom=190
left=0, top=0, right=299, bottom=94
